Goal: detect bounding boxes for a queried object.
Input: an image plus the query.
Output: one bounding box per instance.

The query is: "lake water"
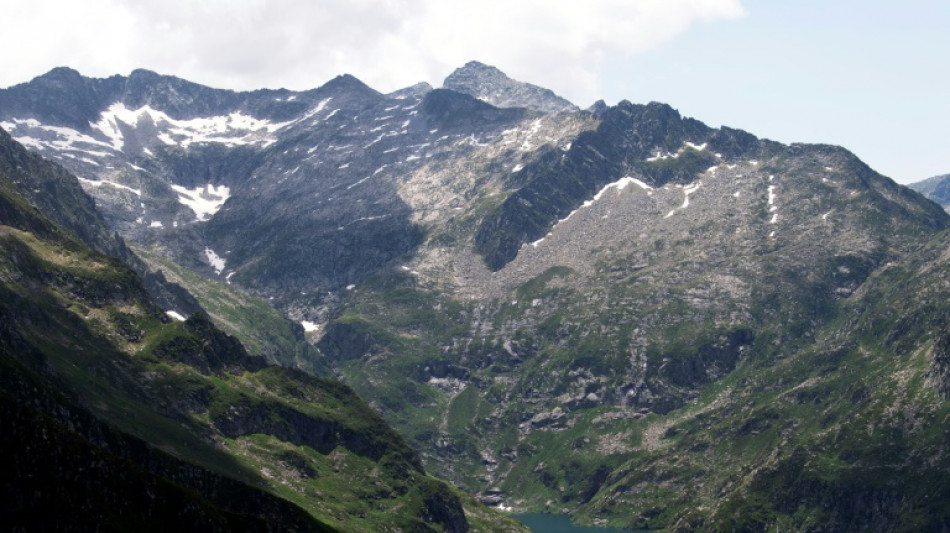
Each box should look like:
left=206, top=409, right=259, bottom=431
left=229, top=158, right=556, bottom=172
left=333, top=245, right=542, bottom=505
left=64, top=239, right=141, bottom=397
left=515, top=513, right=645, bottom=532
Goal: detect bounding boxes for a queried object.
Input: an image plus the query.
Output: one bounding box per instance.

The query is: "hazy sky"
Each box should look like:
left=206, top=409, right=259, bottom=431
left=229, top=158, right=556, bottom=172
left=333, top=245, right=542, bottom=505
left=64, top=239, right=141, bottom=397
left=3, top=0, right=947, bottom=183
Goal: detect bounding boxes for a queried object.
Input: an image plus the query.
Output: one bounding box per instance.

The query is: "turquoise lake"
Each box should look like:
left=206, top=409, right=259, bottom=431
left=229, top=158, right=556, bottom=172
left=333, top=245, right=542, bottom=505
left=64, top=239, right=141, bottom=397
left=515, top=513, right=646, bottom=532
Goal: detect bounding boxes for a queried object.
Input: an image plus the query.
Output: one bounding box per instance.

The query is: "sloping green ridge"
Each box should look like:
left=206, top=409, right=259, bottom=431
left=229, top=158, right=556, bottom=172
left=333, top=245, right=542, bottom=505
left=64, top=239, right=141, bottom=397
left=0, top=143, right=525, bottom=532
left=0, top=184, right=333, bottom=531
left=133, top=245, right=329, bottom=376
left=0, top=348, right=335, bottom=533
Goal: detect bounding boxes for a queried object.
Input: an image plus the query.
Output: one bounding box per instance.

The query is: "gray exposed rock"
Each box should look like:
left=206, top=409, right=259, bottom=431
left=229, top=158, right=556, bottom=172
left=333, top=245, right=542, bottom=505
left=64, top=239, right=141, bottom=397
left=443, top=61, right=578, bottom=113
left=927, top=326, right=950, bottom=398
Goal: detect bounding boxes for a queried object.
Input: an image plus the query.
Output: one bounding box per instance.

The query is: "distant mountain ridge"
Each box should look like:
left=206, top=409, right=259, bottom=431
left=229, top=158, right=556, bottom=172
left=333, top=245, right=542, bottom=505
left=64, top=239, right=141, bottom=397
left=909, top=172, right=950, bottom=212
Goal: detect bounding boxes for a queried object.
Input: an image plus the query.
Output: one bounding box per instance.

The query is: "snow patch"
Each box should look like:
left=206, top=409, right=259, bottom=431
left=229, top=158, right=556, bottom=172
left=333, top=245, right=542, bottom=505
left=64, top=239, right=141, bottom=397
left=149, top=221, right=163, bottom=228
left=170, top=184, right=230, bottom=221
left=346, top=175, right=374, bottom=190
left=646, top=141, right=708, bottom=162
left=91, top=102, right=292, bottom=150
left=681, top=183, right=701, bottom=208
left=530, top=236, right=547, bottom=248
left=77, top=177, right=142, bottom=196
left=532, top=176, right=655, bottom=245
left=166, top=310, right=187, bottom=322
left=301, top=321, right=319, bottom=332
left=4, top=118, right=117, bottom=154
left=204, top=248, right=226, bottom=275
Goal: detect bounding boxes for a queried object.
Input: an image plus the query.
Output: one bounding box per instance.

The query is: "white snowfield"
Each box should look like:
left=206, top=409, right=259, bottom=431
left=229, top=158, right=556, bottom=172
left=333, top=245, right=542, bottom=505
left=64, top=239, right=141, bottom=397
left=3, top=98, right=338, bottom=159
left=645, top=141, right=708, bottom=162
left=77, top=177, right=142, bottom=196
left=203, top=247, right=226, bottom=275
left=92, top=103, right=294, bottom=150
left=171, top=184, right=231, bottom=221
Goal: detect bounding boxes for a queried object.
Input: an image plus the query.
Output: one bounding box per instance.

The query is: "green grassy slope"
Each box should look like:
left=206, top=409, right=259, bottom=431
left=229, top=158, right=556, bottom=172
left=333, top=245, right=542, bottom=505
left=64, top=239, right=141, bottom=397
left=134, top=245, right=329, bottom=376
left=0, top=142, right=525, bottom=532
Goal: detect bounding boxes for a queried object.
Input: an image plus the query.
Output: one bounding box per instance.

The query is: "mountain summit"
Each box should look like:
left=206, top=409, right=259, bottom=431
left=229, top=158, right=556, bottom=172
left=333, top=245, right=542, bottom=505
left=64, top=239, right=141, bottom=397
left=442, top=60, right=578, bottom=113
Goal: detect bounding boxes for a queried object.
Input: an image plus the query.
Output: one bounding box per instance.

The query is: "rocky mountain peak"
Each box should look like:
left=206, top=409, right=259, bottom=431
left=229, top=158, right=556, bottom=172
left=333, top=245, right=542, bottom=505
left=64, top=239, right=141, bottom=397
left=442, top=60, right=578, bottom=113
left=0, top=67, right=119, bottom=130
left=34, top=66, right=86, bottom=84
left=317, top=73, right=380, bottom=98
left=127, top=68, right=163, bottom=81
left=387, top=81, right=434, bottom=100
left=587, top=99, right=609, bottom=116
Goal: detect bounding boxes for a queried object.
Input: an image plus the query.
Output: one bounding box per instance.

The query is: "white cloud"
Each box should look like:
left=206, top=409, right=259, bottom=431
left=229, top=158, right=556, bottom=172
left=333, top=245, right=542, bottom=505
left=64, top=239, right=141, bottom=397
left=3, top=0, right=745, bottom=105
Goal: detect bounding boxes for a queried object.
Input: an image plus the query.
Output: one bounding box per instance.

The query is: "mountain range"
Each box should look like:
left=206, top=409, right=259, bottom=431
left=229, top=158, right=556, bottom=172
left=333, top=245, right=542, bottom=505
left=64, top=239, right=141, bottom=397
left=908, top=173, right=950, bottom=212
left=3, top=61, right=950, bottom=531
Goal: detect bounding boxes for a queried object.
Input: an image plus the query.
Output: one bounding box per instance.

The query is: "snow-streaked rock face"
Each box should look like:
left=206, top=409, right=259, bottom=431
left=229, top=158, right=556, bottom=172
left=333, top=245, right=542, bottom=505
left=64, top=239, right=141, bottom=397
left=3, top=63, right=942, bottom=317
left=91, top=102, right=292, bottom=150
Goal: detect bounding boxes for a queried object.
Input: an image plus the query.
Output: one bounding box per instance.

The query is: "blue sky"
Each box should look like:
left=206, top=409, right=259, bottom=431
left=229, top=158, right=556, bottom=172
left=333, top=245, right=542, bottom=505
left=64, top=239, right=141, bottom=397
left=600, top=1, right=950, bottom=183
left=2, top=0, right=946, bottom=183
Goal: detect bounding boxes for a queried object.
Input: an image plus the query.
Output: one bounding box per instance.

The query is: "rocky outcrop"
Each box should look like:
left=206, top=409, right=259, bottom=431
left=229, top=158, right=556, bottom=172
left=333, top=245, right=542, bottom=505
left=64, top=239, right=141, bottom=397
left=210, top=376, right=424, bottom=471
left=927, top=325, right=950, bottom=399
